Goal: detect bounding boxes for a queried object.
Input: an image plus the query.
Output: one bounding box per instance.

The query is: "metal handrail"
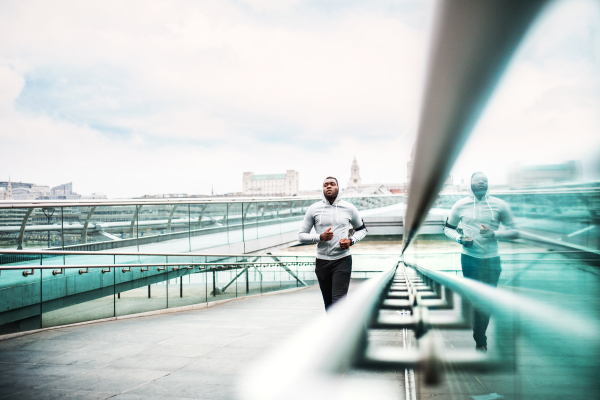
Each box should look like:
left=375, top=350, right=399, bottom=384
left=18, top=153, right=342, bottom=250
left=411, top=263, right=600, bottom=357
left=241, top=264, right=397, bottom=400
left=0, top=261, right=317, bottom=272
left=402, top=0, right=548, bottom=252
left=0, top=248, right=404, bottom=260
left=0, top=249, right=318, bottom=258
left=517, top=230, right=600, bottom=257
left=242, top=260, right=600, bottom=400
left=0, top=193, right=403, bottom=209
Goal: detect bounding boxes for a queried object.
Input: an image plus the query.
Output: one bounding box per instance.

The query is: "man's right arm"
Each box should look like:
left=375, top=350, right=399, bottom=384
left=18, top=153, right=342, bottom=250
left=298, top=207, right=320, bottom=244
left=444, top=204, right=465, bottom=244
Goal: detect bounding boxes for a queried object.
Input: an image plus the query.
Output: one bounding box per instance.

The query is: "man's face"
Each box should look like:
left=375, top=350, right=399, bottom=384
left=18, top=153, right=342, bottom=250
left=323, top=179, right=339, bottom=199
left=471, top=173, right=488, bottom=193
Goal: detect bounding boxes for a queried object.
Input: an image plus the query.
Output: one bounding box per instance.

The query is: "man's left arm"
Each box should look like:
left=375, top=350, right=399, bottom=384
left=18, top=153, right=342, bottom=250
left=495, top=202, right=519, bottom=240
left=349, top=206, right=367, bottom=245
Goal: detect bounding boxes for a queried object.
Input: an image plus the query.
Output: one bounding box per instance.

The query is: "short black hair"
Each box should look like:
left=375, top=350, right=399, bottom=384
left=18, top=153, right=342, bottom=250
left=324, top=176, right=338, bottom=185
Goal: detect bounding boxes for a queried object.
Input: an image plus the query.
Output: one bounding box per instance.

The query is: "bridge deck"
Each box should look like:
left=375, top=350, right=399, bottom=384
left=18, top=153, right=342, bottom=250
left=0, top=281, right=405, bottom=400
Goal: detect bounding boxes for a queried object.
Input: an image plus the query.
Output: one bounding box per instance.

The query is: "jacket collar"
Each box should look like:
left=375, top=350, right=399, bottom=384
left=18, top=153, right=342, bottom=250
left=321, top=191, right=341, bottom=206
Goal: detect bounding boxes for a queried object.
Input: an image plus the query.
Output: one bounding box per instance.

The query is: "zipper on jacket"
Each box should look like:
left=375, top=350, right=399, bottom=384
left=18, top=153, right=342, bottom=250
left=328, top=205, right=331, bottom=257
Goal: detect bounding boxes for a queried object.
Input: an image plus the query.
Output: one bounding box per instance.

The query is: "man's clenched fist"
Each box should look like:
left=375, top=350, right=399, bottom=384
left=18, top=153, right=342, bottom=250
left=339, top=238, right=352, bottom=250
left=480, top=224, right=495, bottom=239
left=460, top=236, right=474, bottom=247
left=320, top=227, right=333, bottom=241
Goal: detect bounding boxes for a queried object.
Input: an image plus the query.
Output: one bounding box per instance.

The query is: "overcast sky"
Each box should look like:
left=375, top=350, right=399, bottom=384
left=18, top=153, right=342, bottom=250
left=1, top=0, right=599, bottom=198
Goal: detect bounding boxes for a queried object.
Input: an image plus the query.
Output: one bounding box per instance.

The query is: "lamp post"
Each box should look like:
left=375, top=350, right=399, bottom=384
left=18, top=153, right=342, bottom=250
left=42, top=207, right=55, bottom=248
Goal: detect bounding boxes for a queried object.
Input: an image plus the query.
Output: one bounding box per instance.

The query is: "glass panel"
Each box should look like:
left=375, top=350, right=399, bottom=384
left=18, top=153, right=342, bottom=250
left=279, top=200, right=299, bottom=234
left=114, top=265, right=167, bottom=316
left=41, top=266, right=115, bottom=328
left=0, top=267, right=42, bottom=334
left=241, top=260, right=262, bottom=296
left=227, top=203, right=243, bottom=245
left=5, top=207, right=64, bottom=250
left=166, top=256, right=207, bottom=308
left=297, top=258, right=317, bottom=286
left=279, top=263, right=297, bottom=291
left=258, top=202, right=280, bottom=239
left=242, top=203, right=258, bottom=242
left=209, top=267, right=238, bottom=302
left=68, top=205, right=139, bottom=252
left=135, top=204, right=190, bottom=253
left=190, top=203, right=228, bottom=252
left=260, top=264, right=281, bottom=294
left=63, top=252, right=114, bottom=269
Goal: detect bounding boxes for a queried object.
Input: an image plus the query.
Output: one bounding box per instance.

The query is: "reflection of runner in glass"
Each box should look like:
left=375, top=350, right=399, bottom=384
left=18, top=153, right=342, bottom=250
left=444, top=172, right=518, bottom=352
left=298, top=177, right=367, bottom=310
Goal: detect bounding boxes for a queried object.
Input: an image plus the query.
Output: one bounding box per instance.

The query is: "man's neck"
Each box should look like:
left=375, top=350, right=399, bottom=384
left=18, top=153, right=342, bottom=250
left=325, top=195, right=337, bottom=205
left=473, top=192, right=485, bottom=201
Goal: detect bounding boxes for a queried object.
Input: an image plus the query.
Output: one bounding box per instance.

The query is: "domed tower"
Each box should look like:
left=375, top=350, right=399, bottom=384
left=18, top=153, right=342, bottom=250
left=348, top=157, right=362, bottom=188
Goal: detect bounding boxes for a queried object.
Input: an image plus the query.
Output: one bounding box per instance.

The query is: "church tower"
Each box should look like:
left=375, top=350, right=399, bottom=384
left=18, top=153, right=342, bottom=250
left=4, top=176, right=13, bottom=200
left=348, top=157, right=362, bottom=188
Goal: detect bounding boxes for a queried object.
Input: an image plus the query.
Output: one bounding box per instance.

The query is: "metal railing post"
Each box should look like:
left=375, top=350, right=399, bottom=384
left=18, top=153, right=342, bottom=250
left=212, top=269, right=216, bottom=297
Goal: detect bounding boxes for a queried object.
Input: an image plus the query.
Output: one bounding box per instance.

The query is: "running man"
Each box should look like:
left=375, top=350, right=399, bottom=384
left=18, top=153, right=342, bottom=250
left=444, top=172, right=518, bottom=351
left=298, top=177, right=367, bottom=310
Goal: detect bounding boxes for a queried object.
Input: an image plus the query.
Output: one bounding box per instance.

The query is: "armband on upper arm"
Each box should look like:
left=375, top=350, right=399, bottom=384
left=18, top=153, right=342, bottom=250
left=355, top=218, right=367, bottom=232
left=445, top=218, right=457, bottom=230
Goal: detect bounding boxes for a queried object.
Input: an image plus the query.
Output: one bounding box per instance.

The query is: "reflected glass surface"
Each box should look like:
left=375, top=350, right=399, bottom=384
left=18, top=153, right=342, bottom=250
left=402, top=183, right=600, bottom=399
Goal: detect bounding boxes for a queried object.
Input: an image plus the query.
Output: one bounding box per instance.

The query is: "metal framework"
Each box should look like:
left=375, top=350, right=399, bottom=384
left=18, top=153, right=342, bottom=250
left=0, top=193, right=401, bottom=209
left=241, top=260, right=598, bottom=400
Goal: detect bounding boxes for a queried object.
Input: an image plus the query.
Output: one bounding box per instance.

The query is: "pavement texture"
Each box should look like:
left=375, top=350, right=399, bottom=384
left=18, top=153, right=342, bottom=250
left=0, top=285, right=328, bottom=400
left=3, top=262, right=595, bottom=400
left=0, top=281, right=407, bottom=400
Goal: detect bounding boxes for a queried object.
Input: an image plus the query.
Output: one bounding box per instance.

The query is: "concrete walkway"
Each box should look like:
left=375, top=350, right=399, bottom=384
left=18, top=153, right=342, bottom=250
left=0, top=285, right=327, bottom=400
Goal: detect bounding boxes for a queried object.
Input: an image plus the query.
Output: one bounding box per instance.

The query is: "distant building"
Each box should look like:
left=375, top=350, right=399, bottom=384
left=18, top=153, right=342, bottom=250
left=0, top=180, right=52, bottom=200
left=508, top=161, right=582, bottom=189
left=80, top=193, right=108, bottom=200
left=141, top=193, right=189, bottom=199
left=348, top=157, right=362, bottom=188
left=2, top=177, right=13, bottom=200
left=38, top=182, right=80, bottom=200
left=343, top=157, right=407, bottom=194
left=0, top=180, right=106, bottom=200
left=243, top=170, right=299, bottom=196
left=51, top=182, right=73, bottom=195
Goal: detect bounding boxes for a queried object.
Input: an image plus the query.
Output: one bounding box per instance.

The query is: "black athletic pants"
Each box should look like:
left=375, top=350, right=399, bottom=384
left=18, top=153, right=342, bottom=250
left=461, top=254, right=502, bottom=347
left=315, top=256, right=352, bottom=310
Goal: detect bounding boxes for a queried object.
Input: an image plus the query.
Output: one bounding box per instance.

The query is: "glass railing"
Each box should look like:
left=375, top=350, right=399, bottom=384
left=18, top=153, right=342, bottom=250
left=427, top=186, right=600, bottom=252
left=397, top=244, right=600, bottom=399
left=0, top=195, right=405, bottom=252
left=0, top=252, right=316, bottom=335
left=241, top=247, right=600, bottom=400
left=0, top=250, right=399, bottom=335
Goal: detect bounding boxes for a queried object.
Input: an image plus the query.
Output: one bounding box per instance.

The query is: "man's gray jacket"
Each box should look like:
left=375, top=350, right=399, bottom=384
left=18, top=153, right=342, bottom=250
left=444, top=184, right=518, bottom=259
left=298, top=192, right=367, bottom=260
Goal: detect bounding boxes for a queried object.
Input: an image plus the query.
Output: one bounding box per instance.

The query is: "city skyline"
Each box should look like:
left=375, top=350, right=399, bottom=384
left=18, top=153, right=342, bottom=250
left=0, top=0, right=599, bottom=198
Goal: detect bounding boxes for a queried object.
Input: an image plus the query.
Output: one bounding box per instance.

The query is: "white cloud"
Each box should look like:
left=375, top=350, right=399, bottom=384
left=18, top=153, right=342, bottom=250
left=0, top=0, right=598, bottom=197
left=451, top=0, right=600, bottom=185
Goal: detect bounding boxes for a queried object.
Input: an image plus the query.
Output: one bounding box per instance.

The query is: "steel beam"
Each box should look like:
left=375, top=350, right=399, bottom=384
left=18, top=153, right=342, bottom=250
left=16, top=208, right=34, bottom=250
left=81, top=206, right=97, bottom=244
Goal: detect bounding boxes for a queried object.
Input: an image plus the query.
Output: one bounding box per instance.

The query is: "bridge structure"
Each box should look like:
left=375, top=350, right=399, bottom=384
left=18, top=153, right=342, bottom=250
left=2, top=1, right=600, bottom=399
left=0, top=194, right=403, bottom=253
left=1, top=186, right=598, bottom=399
left=0, top=195, right=406, bottom=335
